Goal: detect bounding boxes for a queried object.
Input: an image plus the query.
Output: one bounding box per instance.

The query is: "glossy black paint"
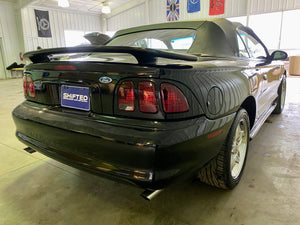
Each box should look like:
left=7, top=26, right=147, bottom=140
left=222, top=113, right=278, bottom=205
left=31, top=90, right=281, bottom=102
left=13, top=18, right=286, bottom=190
left=24, top=46, right=198, bottom=66
left=13, top=100, right=234, bottom=189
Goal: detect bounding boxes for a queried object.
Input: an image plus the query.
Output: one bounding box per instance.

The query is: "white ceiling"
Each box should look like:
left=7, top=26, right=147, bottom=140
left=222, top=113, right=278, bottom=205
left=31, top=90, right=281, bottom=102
left=32, top=0, right=132, bottom=13
left=5, top=0, right=131, bottom=13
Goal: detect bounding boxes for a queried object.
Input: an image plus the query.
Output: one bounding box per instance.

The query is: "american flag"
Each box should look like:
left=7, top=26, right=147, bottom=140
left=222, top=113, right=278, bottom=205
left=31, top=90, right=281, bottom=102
left=167, top=0, right=179, bottom=21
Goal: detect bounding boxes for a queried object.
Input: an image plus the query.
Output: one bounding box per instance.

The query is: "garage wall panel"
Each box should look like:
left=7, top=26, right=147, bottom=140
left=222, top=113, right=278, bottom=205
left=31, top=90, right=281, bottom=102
left=107, top=3, right=146, bottom=31
left=107, top=0, right=248, bottom=32
left=179, top=0, right=248, bottom=20
left=294, top=0, right=300, bottom=7
left=0, top=1, right=22, bottom=78
left=106, top=0, right=300, bottom=33
left=21, top=7, right=101, bottom=51
left=251, top=0, right=300, bottom=13
left=148, top=0, right=165, bottom=24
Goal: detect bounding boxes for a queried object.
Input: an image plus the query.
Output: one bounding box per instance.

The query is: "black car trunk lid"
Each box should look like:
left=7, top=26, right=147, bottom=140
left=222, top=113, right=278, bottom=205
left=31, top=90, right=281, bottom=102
left=24, top=62, right=160, bottom=116
left=23, top=46, right=198, bottom=119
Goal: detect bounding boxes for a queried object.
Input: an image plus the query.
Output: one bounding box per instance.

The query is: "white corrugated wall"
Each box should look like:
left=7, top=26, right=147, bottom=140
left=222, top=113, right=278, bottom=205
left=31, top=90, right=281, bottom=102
left=148, top=0, right=248, bottom=22
left=0, top=1, right=22, bottom=79
left=107, top=3, right=147, bottom=31
left=251, top=0, right=300, bottom=14
left=21, top=7, right=101, bottom=51
left=105, top=0, right=300, bottom=32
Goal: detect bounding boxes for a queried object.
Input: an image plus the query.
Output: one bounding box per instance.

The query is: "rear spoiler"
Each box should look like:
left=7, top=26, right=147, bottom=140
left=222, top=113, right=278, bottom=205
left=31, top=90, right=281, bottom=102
left=23, top=46, right=198, bottom=66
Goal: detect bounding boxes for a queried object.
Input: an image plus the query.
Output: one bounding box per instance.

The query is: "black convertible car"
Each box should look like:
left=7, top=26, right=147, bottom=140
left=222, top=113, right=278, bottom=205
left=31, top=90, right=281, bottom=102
left=13, top=18, right=287, bottom=200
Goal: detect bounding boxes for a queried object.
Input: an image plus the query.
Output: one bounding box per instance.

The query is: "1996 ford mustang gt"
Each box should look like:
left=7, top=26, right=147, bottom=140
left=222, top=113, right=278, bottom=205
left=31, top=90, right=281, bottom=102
left=13, top=18, right=287, bottom=200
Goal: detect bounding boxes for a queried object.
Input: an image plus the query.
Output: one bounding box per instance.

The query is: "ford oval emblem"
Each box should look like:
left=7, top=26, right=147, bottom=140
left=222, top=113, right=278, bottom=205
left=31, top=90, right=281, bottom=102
left=99, top=76, right=112, bottom=84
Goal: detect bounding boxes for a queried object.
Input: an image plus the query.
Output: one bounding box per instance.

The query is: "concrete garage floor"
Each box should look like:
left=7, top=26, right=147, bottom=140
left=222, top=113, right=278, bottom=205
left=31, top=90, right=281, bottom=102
left=0, top=77, right=299, bottom=225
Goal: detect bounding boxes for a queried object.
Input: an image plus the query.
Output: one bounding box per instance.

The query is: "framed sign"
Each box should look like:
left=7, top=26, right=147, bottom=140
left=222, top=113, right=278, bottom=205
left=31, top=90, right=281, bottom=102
left=209, top=0, right=225, bottom=16
left=34, top=9, right=52, bottom=38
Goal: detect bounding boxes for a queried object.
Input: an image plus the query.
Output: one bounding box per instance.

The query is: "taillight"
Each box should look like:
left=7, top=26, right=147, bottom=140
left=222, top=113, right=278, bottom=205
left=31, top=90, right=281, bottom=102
left=27, top=76, right=36, bottom=98
left=160, top=83, right=189, bottom=113
left=118, top=81, right=135, bottom=111
left=138, top=81, right=158, bottom=113
left=23, top=75, right=28, bottom=96
left=23, top=75, right=35, bottom=98
left=117, top=81, right=189, bottom=114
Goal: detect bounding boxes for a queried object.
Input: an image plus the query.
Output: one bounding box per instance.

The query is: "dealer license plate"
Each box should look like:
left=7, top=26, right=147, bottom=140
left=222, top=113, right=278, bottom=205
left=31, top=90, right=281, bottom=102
left=61, top=85, right=90, bottom=111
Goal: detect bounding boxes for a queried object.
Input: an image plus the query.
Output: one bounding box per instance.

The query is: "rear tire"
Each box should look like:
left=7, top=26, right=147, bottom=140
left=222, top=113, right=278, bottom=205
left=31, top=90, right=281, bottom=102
left=273, top=76, right=286, bottom=114
left=198, top=108, right=250, bottom=189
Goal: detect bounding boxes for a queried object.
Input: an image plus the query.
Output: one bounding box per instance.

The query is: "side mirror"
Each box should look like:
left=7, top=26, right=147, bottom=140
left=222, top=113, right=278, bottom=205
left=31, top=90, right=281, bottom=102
left=270, top=50, right=288, bottom=60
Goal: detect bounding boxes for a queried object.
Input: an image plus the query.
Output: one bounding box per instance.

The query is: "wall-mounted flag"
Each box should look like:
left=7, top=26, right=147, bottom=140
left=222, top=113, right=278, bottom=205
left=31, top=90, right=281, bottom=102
left=209, top=0, right=225, bottom=16
left=187, top=0, right=200, bottom=13
left=34, top=9, right=52, bottom=38
left=167, top=0, right=179, bottom=21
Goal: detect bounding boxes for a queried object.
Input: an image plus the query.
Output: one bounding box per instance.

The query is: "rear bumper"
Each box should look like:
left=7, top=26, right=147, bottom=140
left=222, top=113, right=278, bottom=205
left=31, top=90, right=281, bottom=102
left=12, top=101, right=235, bottom=189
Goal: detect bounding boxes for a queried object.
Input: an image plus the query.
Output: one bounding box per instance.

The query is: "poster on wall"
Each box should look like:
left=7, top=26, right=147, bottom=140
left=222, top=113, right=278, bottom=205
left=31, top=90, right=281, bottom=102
left=209, top=0, right=225, bottom=16
left=34, top=9, right=52, bottom=38
left=167, top=0, right=180, bottom=21
left=187, top=0, right=200, bottom=13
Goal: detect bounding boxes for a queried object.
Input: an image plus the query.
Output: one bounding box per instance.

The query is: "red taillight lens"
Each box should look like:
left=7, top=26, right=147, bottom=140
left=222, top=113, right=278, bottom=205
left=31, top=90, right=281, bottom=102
left=27, top=76, right=36, bottom=98
left=138, top=81, right=158, bottom=113
left=23, top=75, right=35, bottom=98
left=160, top=83, right=189, bottom=113
left=118, top=81, right=135, bottom=111
left=23, top=75, right=28, bottom=96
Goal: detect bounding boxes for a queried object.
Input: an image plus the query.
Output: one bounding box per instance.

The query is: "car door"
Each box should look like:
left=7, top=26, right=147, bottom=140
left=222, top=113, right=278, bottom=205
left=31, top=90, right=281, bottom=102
left=260, top=60, right=284, bottom=108
left=236, top=28, right=280, bottom=119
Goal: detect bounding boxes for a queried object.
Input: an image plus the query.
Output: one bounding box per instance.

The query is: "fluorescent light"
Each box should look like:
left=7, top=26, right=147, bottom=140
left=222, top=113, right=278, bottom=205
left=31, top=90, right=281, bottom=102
left=102, top=4, right=111, bottom=14
left=58, top=0, right=70, bottom=8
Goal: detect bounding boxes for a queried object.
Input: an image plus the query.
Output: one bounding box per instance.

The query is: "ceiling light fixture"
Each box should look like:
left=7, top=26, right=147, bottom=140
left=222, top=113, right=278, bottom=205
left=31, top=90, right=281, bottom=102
left=58, top=0, right=70, bottom=8
left=101, top=2, right=111, bottom=14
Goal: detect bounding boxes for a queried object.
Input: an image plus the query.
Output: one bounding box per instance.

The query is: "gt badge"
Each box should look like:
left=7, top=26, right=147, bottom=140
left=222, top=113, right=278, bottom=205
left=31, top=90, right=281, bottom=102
left=99, top=76, right=112, bottom=84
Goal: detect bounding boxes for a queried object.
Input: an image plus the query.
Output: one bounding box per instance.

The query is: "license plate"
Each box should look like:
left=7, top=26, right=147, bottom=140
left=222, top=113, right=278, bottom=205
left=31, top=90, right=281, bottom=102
left=61, top=85, right=90, bottom=111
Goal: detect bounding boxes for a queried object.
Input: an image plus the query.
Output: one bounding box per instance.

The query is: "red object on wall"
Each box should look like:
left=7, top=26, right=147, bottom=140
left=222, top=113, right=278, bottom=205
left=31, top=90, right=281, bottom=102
left=19, top=52, right=24, bottom=61
left=209, top=0, right=225, bottom=15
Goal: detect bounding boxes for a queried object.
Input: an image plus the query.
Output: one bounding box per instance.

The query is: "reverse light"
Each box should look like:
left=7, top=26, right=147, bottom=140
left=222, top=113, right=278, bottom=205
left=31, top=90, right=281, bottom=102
left=118, top=81, right=135, bottom=111
left=138, top=81, right=158, bottom=113
left=160, top=83, right=189, bottom=113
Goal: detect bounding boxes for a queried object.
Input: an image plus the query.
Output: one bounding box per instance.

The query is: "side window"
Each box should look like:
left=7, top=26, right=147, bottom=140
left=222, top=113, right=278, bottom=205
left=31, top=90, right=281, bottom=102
left=236, top=34, right=250, bottom=58
left=237, top=29, right=267, bottom=59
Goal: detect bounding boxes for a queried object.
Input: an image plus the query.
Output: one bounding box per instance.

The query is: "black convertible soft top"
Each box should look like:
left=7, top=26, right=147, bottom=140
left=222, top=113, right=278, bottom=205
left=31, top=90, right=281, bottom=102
left=112, top=18, right=241, bottom=57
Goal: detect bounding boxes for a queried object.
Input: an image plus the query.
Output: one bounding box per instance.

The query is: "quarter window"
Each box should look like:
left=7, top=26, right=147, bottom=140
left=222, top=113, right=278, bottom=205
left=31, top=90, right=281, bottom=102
left=236, top=34, right=249, bottom=58
left=237, top=29, right=267, bottom=59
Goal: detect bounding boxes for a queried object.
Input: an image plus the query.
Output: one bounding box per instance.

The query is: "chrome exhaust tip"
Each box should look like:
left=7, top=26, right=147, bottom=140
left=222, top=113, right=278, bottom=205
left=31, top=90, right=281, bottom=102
left=141, top=189, right=163, bottom=201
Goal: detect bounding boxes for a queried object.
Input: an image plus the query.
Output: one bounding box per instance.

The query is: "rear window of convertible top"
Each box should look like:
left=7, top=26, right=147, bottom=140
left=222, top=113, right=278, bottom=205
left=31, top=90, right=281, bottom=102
left=50, top=29, right=196, bottom=63
left=107, top=29, right=196, bottom=52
